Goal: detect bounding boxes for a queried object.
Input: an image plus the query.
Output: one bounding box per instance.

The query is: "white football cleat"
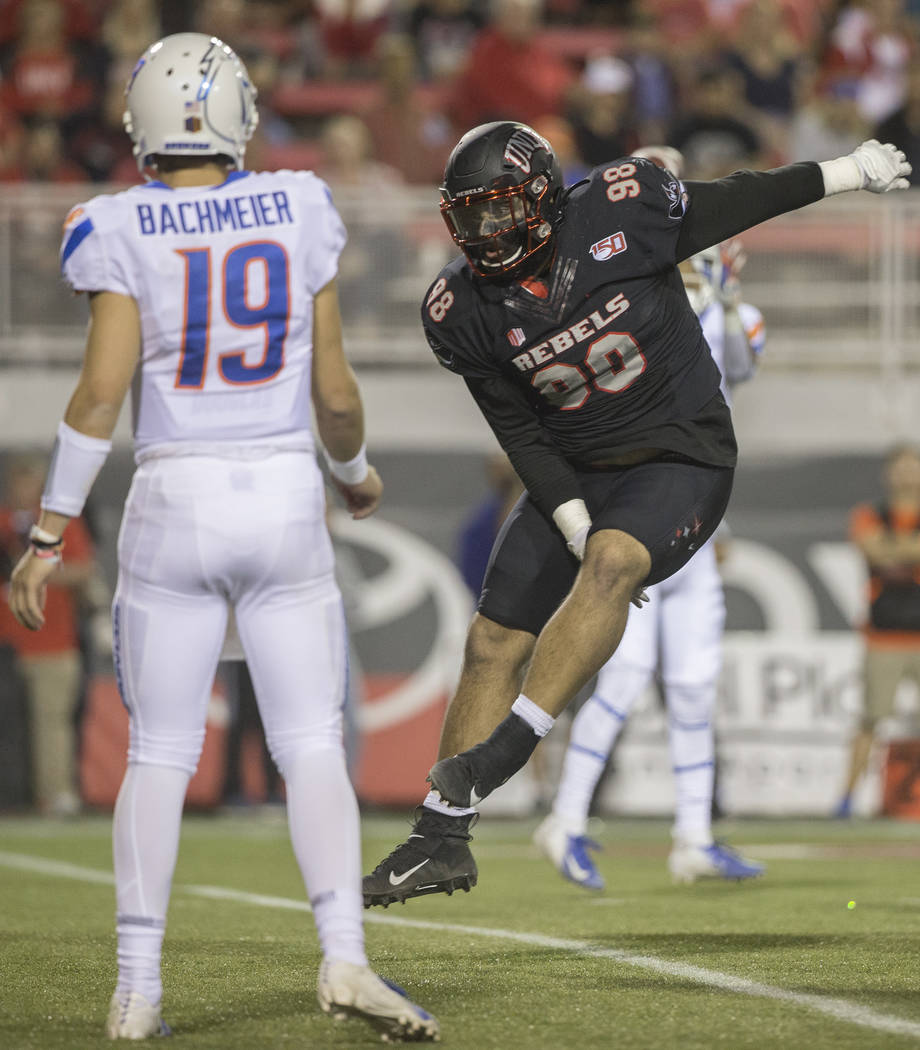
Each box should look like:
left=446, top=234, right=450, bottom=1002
left=534, top=813, right=605, bottom=891
left=318, top=959, right=440, bottom=1042
left=106, top=991, right=171, bottom=1039
left=668, top=840, right=765, bottom=884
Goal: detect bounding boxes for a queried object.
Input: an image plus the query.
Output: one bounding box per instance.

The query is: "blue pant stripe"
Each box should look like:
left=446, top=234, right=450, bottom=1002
left=669, top=718, right=710, bottom=731
left=595, top=696, right=627, bottom=721
left=570, top=743, right=608, bottom=762
left=673, top=760, right=715, bottom=774
left=117, top=914, right=166, bottom=929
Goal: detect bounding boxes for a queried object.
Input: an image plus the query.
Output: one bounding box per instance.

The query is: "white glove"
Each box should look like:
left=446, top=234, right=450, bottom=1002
left=852, top=140, right=911, bottom=192
left=820, top=140, right=911, bottom=196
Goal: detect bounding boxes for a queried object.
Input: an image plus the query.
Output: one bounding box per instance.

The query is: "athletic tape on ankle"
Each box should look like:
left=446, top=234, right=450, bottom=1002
left=423, top=791, right=476, bottom=817
left=41, top=421, right=112, bottom=517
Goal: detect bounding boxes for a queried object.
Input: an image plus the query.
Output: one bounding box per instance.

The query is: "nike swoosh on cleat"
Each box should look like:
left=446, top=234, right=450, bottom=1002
left=564, top=853, right=593, bottom=882
left=388, top=860, right=430, bottom=885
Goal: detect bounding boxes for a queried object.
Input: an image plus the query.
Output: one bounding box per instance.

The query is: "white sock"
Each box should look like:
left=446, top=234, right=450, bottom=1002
left=115, top=920, right=165, bottom=1006
left=112, top=763, right=190, bottom=1005
left=667, top=683, right=715, bottom=846
left=423, top=790, right=476, bottom=817
left=511, top=694, right=554, bottom=737
left=284, top=746, right=367, bottom=968
left=552, top=676, right=639, bottom=830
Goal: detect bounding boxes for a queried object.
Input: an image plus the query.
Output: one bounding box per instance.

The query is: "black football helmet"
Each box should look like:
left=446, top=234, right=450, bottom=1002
left=440, top=121, right=564, bottom=279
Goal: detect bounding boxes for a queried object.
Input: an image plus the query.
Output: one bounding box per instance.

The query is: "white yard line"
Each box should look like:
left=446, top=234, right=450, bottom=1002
left=0, top=850, right=116, bottom=885
left=2, top=850, right=920, bottom=1041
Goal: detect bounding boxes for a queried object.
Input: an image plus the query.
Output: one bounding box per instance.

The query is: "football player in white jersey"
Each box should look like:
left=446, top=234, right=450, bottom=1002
left=7, top=33, right=438, bottom=1043
left=535, top=146, right=765, bottom=890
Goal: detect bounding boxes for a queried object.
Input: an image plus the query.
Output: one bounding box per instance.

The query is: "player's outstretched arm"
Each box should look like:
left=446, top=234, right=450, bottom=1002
left=311, top=278, right=383, bottom=519
left=676, top=141, right=911, bottom=262
left=8, top=291, right=140, bottom=630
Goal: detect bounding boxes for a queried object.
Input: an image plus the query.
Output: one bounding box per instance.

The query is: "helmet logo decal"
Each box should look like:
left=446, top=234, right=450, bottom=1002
left=197, top=41, right=219, bottom=101
left=184, top=100, right=202, bottom=132
left=589, top=232, right=627, bottom=261
left=503, top=127, right=549, bottom=175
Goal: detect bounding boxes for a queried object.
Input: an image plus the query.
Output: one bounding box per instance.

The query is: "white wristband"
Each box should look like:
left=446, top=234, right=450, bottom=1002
left=324, top=443, right=369, bottom=485
left=552, top=499, right=591, bottom=544
left=41, top=421, right=112, bottom=517
left=818, top=156, right=863, bottom=196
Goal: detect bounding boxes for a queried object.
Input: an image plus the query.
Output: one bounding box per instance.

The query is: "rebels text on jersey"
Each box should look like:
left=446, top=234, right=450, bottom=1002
left=422, top=159, right=738, bottom=514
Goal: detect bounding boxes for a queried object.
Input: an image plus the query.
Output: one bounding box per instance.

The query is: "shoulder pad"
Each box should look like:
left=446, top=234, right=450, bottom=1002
left=59, top=192, right=133, bottom=295
left=581, top=158, right=687, bottom=221
left=421, top=257, right=472, bottom=330
left=421, top=258, right=493, bottom=377
left=60, top=191, right=122, bottom=268
left=60, top=203, right=96, bottom=269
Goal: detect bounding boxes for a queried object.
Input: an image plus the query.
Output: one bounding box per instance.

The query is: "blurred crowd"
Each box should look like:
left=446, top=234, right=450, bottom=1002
left=0, top=0, right=919, bottom=187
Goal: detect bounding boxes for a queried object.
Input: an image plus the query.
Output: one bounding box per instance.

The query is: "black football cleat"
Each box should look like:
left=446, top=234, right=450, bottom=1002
left=363, top=808, right=478, bottom=908
left=427, top=712, right=539, bottom=807
left=426, top=754, right=482, bottom=809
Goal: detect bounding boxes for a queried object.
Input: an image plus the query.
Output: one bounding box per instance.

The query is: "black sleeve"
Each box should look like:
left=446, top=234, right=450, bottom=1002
left=463, top=374, right=583, bottom=518
left=676, top=162, right=825, bottom=261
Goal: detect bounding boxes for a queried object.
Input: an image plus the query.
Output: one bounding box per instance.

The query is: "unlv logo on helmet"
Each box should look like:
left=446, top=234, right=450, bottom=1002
left=503, top=127, right=549, bottom=175
left=590, top=232, right=627, bottom=261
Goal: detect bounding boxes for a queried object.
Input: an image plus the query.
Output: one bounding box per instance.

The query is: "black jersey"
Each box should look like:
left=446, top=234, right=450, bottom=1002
left=422, top=158, right=824, bottom=517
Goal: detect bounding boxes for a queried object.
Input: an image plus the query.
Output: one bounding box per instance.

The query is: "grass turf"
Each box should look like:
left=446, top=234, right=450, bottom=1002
left=1, top=813, right=918, bottom=1049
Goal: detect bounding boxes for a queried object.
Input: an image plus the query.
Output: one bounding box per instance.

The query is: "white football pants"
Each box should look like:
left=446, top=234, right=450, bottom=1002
left=553, top=539, right=725, bottom=844
left=111, top=450, right=366, bottom=1004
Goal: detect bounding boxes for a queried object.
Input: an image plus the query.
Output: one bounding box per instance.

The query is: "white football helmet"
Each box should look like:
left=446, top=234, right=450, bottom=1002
left=631, top=144, right=685, bottom=180
left=124, top=32, right=258, bottom=175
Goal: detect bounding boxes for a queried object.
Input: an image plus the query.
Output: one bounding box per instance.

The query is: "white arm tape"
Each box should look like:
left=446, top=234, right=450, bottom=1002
left=324, top=442, right=369, bottom=485
left=552, top=499, right=591, bottom=544
left=818, top=156, right=863, bottom=196
left=40, top=421, right=112, bottom=517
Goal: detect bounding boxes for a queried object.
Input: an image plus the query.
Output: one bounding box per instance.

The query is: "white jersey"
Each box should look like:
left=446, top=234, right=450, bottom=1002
left=60, top=169, right=345, bottom=462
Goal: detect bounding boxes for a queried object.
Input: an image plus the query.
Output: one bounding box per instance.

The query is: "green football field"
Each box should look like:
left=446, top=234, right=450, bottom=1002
left=1, top=812, right=919, bottom=1050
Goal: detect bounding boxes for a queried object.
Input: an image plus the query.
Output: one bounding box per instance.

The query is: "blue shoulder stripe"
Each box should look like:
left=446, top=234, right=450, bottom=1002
left=60, top=217, right=95, bottom=269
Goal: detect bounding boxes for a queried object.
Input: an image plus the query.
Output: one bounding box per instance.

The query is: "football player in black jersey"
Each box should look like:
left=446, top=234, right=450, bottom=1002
left=363, top=122, right=911, bottom=907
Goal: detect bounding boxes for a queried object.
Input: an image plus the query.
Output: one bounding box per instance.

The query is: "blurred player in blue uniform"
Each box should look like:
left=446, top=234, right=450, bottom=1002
left=535, top=147, right=766, bottom=888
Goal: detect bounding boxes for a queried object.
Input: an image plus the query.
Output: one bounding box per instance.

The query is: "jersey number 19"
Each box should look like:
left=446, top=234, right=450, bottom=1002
left=175, top=240, right=290, bottom=389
